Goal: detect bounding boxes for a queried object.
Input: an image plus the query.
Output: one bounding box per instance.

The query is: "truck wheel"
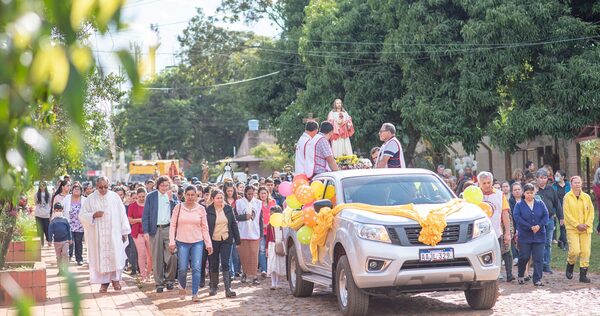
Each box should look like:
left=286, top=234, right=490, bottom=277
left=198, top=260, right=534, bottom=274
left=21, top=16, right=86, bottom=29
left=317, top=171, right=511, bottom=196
left=465, top=280, right=499, bottom=310
left=287, top=244, right=314, bottom=297
left=335, top=256, right=369, bottom=316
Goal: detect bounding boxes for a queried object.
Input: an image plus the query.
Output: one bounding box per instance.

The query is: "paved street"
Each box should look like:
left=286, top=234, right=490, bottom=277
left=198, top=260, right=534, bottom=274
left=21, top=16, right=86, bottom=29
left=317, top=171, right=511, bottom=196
left=140, top=269, right=600, bottom=315
left=0, top=246, right=162, bottom=316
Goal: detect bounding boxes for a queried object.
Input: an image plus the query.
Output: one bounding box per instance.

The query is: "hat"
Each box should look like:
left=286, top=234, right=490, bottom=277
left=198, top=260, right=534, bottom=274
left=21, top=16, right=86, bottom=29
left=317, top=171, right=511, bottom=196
left=536, top=168, right=548, bottom=178
left=191, top=177, right=199, bottom=182
left=53, top=202, right=63, bottom=210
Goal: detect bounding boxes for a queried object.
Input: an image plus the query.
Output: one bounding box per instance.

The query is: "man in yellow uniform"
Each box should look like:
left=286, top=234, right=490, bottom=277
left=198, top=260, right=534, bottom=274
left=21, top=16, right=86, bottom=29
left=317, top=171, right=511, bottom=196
left=563, top=176, right=594, bottom=283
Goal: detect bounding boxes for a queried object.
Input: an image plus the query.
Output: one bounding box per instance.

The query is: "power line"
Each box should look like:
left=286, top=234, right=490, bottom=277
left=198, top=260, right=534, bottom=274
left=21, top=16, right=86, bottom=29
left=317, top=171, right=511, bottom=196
left=143, top=71, right=281, bottom=90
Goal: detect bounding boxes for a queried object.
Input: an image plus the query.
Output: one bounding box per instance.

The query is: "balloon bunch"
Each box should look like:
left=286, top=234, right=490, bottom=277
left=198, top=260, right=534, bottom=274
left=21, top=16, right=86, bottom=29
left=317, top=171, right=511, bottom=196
left=268, top=174, right=336, bottom=245
left=462, top=186, right=493, bottom=217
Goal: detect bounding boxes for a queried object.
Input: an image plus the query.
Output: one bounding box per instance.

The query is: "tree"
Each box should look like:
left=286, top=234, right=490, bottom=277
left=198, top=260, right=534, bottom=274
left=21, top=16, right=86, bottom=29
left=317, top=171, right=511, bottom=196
left=251, top=143, right=293, bottom=171
left=0, top=0, right=139, bottom=270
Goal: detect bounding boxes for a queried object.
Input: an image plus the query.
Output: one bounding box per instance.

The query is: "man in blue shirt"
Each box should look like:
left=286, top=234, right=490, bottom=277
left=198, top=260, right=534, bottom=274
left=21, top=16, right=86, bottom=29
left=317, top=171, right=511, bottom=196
left=142, top=175, right=178, bottom=293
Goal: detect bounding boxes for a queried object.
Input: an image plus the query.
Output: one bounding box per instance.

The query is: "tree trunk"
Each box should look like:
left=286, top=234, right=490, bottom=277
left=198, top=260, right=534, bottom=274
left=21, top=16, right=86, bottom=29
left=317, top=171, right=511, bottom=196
left=0, top=200, right=16, bottom=268
left=403, top=123, right=421, bottom=167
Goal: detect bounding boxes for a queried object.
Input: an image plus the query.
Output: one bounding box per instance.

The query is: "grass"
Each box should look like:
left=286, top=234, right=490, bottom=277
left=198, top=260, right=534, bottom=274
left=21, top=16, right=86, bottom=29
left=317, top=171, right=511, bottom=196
left=550, top=218, right=600, bottom=274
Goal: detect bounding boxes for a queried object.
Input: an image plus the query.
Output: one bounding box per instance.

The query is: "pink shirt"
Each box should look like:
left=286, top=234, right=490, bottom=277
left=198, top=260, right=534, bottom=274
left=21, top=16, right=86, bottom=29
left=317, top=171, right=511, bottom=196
left=261, top=199, right=276, bottom=235
left=169, top=203, right=212, bottom=248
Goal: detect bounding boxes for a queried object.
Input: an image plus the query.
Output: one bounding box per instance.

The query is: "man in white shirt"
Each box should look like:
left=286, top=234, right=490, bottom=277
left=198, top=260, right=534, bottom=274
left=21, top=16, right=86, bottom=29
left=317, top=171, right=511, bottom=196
left=376, top=123, right=406, bottom=168
left=294, top=121, right=319, bottom=175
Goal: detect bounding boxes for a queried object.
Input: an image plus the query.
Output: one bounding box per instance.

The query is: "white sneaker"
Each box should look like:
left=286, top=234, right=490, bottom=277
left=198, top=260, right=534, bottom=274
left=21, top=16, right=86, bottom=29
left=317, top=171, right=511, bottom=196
left=513, top=259, right=518, bottom=266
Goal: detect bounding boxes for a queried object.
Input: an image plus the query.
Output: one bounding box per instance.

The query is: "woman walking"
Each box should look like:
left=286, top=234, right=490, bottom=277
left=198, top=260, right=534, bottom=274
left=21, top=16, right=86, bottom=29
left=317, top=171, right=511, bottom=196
left=206, top=189, right=241, bottom=297
left=224, top=182, right=241, bottom=279
left=563, top=176, right=594, bottom=283
left=35, top=181, right=52, bottom=247
left=258, top=186, right=276, bottom=277
left=128, top=188, right=153, bottom=282
left=266, top=205, right=286, bottom=289
left=235, top=186, right=263, bottom=285
left=513, top=183, right=549, bottom=286
left=169, top=186, right=213, bottom=302
left=51, top=180, right=70, bottom=217
left=63, top=183, right=86, bottom=265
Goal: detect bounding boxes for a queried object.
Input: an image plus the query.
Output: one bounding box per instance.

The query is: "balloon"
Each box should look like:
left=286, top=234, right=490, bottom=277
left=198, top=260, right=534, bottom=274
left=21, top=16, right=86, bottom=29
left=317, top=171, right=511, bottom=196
left=293, top=178, right=309, bottom=195
left=296, top=184, right=315, bottom=205
left=269, top=213, right=283, bottom=227
left=302, top=207, right=317, bottom=227
left=463, top=186, right=483, bottom=205
left=310, top=181, right=325, bottom=199
left=286, top=195, right=302, bottom=209
left=324, top=185, right=336, bottom=200
left=279, top=181, right=293, bottom=197
left=293, top=174, right=309, bottom=183
left=479, top=202, right=493, bottom=217
left=297, top=226, right=314, bottom=245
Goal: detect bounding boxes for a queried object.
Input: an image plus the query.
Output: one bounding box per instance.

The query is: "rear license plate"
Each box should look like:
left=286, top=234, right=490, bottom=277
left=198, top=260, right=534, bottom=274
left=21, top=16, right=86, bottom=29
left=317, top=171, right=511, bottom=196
left=419, top=248, right=454, bottom=262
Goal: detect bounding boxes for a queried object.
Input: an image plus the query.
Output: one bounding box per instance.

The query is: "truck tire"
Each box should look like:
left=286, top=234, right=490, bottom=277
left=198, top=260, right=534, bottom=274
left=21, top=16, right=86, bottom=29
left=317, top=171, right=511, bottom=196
left=287, top=244, right=314, bottom=297
left=335, top=256, right=369, bottom=316
left=465, top=280, right=499, bottom=310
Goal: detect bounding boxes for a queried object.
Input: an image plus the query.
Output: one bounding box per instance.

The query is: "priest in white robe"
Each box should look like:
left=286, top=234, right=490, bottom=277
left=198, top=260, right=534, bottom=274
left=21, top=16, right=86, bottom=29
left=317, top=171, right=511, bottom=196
left=79, top=176, right=131, bottom=293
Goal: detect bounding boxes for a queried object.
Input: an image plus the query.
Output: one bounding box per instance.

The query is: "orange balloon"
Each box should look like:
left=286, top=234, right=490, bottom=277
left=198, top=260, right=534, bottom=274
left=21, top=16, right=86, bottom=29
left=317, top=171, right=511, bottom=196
left=296, top=184, right=315, bottom=205
left=293, top=178, right=309, bottom=195
left=479, top=202, right=493, bottom=217
left=293, top=174, right=309, bottom=183
left=302, top=207, right=317, bottom=227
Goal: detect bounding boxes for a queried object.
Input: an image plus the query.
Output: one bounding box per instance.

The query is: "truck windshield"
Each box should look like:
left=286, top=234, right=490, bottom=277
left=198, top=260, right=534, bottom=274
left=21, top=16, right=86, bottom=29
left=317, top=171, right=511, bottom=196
left=341, top=174, right=454, bottom=206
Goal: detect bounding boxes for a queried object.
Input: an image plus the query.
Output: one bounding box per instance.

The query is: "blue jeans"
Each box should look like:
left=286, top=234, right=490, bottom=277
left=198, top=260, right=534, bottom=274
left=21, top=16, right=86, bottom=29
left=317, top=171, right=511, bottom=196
left=176, top=240, right=204, bottom=295
left=259, top=234, right=267, bottom=273
left=230, top=245, right=241, bottom=274
left=543, top=218, right=555, bottom=270
left=517, top=242, right=544, bottom=283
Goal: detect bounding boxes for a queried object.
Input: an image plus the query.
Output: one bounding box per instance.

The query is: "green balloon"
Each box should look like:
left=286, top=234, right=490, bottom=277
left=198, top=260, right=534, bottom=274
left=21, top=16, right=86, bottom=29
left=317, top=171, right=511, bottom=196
left=297, top=226, right=314, bottom=245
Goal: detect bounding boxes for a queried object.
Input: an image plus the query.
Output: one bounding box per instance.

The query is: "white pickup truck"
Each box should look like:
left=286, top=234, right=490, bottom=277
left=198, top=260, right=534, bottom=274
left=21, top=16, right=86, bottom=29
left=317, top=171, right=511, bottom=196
left=285, top=168, right=500, bottom=316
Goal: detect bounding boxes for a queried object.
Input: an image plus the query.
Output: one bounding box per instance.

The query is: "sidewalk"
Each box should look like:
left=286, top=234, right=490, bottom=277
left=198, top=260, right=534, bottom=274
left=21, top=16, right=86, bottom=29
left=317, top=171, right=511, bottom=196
left=1, top=245, right=162, bottom=316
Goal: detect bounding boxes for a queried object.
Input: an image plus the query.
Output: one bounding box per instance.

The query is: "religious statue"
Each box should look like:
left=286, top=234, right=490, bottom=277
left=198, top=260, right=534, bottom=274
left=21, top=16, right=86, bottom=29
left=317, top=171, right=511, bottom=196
left=327, top=98, right=354, bottom=158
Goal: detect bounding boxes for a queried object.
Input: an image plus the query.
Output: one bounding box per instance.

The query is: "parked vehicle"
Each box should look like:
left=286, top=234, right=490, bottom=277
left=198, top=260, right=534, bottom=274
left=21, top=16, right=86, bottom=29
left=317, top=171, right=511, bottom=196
left=285, top=168, right=500, bottom=316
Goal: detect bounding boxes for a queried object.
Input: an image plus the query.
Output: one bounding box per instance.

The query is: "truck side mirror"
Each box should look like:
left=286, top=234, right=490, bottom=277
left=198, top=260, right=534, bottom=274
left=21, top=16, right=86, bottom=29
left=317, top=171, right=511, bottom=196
left=313, top=199, right=333, bottom=213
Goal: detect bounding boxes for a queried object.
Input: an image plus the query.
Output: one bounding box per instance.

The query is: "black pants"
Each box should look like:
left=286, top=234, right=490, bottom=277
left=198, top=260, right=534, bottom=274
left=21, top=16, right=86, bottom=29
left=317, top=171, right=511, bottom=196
left=209, top=240, right=232, bottom=273
left=35, top=217, right=50, bottom=245
left=68, top=232, right=84, bottom=262
left=200, top=248, right=209, bottom=280
left=125, top=234, right=139, bottom=274
left=558, top=223, right=567, bottom=247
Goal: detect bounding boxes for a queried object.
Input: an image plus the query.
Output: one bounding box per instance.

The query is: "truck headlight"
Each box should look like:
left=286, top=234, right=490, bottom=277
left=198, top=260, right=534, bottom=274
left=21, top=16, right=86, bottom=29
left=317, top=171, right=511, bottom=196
left=355, top=223, right=391, bottom=243
left=472, top=217, right=491, bottom=239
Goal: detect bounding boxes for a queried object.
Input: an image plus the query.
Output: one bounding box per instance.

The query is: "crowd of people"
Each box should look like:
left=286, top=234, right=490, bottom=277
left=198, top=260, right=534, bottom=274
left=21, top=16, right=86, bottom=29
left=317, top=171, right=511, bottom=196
left=33, top=172, right=293, bottom=301
left=29, top=120, right=600, bottom=302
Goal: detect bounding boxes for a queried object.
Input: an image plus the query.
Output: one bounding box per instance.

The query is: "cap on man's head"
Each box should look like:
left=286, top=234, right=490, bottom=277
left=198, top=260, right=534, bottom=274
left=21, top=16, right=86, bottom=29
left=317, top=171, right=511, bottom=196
left=53, top=203, right=63, bottom=210
left=536, top=168, right=548, bottom=178
left=192, top=177, right=199, bottom=182
left=145, top=179, right=155, bottom=184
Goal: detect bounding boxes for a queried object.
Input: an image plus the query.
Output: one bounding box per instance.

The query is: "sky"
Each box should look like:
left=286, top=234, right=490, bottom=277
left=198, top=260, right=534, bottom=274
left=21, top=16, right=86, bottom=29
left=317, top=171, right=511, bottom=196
left=93, top=0, right=280, bottom=76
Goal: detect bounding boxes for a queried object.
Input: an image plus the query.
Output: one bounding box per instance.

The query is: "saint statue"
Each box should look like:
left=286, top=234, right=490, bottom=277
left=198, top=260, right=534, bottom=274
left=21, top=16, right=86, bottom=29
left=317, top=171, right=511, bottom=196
left=327, top=98, right=354, bottom=158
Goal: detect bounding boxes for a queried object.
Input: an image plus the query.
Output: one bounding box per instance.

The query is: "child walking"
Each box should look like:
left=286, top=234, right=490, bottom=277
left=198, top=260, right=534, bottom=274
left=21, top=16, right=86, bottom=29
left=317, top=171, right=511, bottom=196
left=266, top=206, right=286, bottom=290
left=48, top=203, right=72, bottom=276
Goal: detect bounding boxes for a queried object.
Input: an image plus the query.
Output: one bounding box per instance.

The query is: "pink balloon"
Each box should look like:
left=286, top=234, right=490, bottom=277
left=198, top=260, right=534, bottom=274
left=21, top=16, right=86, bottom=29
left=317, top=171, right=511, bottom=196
left=279, top=181, right=293, bottom=197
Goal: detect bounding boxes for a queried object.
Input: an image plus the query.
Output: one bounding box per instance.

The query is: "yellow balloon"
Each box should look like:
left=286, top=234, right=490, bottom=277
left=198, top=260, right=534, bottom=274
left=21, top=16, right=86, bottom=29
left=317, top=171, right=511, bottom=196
left=269, top=213, right=283, bottom=227
left=463, top=186, right=483, bottom=205
left=286, top=195, right=302, bottom=209
left=310, top=181, right=325, bottom=200
left=324, top=185, right=336, bottom=200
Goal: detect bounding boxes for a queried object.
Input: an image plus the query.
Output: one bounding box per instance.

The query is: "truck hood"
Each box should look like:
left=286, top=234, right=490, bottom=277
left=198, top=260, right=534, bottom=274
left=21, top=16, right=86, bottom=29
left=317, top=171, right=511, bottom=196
left=337, top=201, right=486, bottom=225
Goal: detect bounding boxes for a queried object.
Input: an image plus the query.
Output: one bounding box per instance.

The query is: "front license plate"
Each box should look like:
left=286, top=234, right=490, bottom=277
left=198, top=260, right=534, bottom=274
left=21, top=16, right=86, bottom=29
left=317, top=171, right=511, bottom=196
left=419, top=248, right=454, bottom=262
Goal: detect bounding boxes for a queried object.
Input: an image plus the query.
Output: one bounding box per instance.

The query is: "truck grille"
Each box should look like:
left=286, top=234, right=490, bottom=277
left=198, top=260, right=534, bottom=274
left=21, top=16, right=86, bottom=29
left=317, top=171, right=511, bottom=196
left=404, top=225, right=460, bottom=245
left=401, top=258, right=471, bottom=270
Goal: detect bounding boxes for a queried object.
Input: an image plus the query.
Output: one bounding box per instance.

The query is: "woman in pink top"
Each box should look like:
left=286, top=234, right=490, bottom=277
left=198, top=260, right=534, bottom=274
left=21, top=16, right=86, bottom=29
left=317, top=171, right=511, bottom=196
left=258, top=186, right=276, bottom=277
left=128, top=188, right=153, bottom=282
left=168, top=186, right=213, bottom=302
